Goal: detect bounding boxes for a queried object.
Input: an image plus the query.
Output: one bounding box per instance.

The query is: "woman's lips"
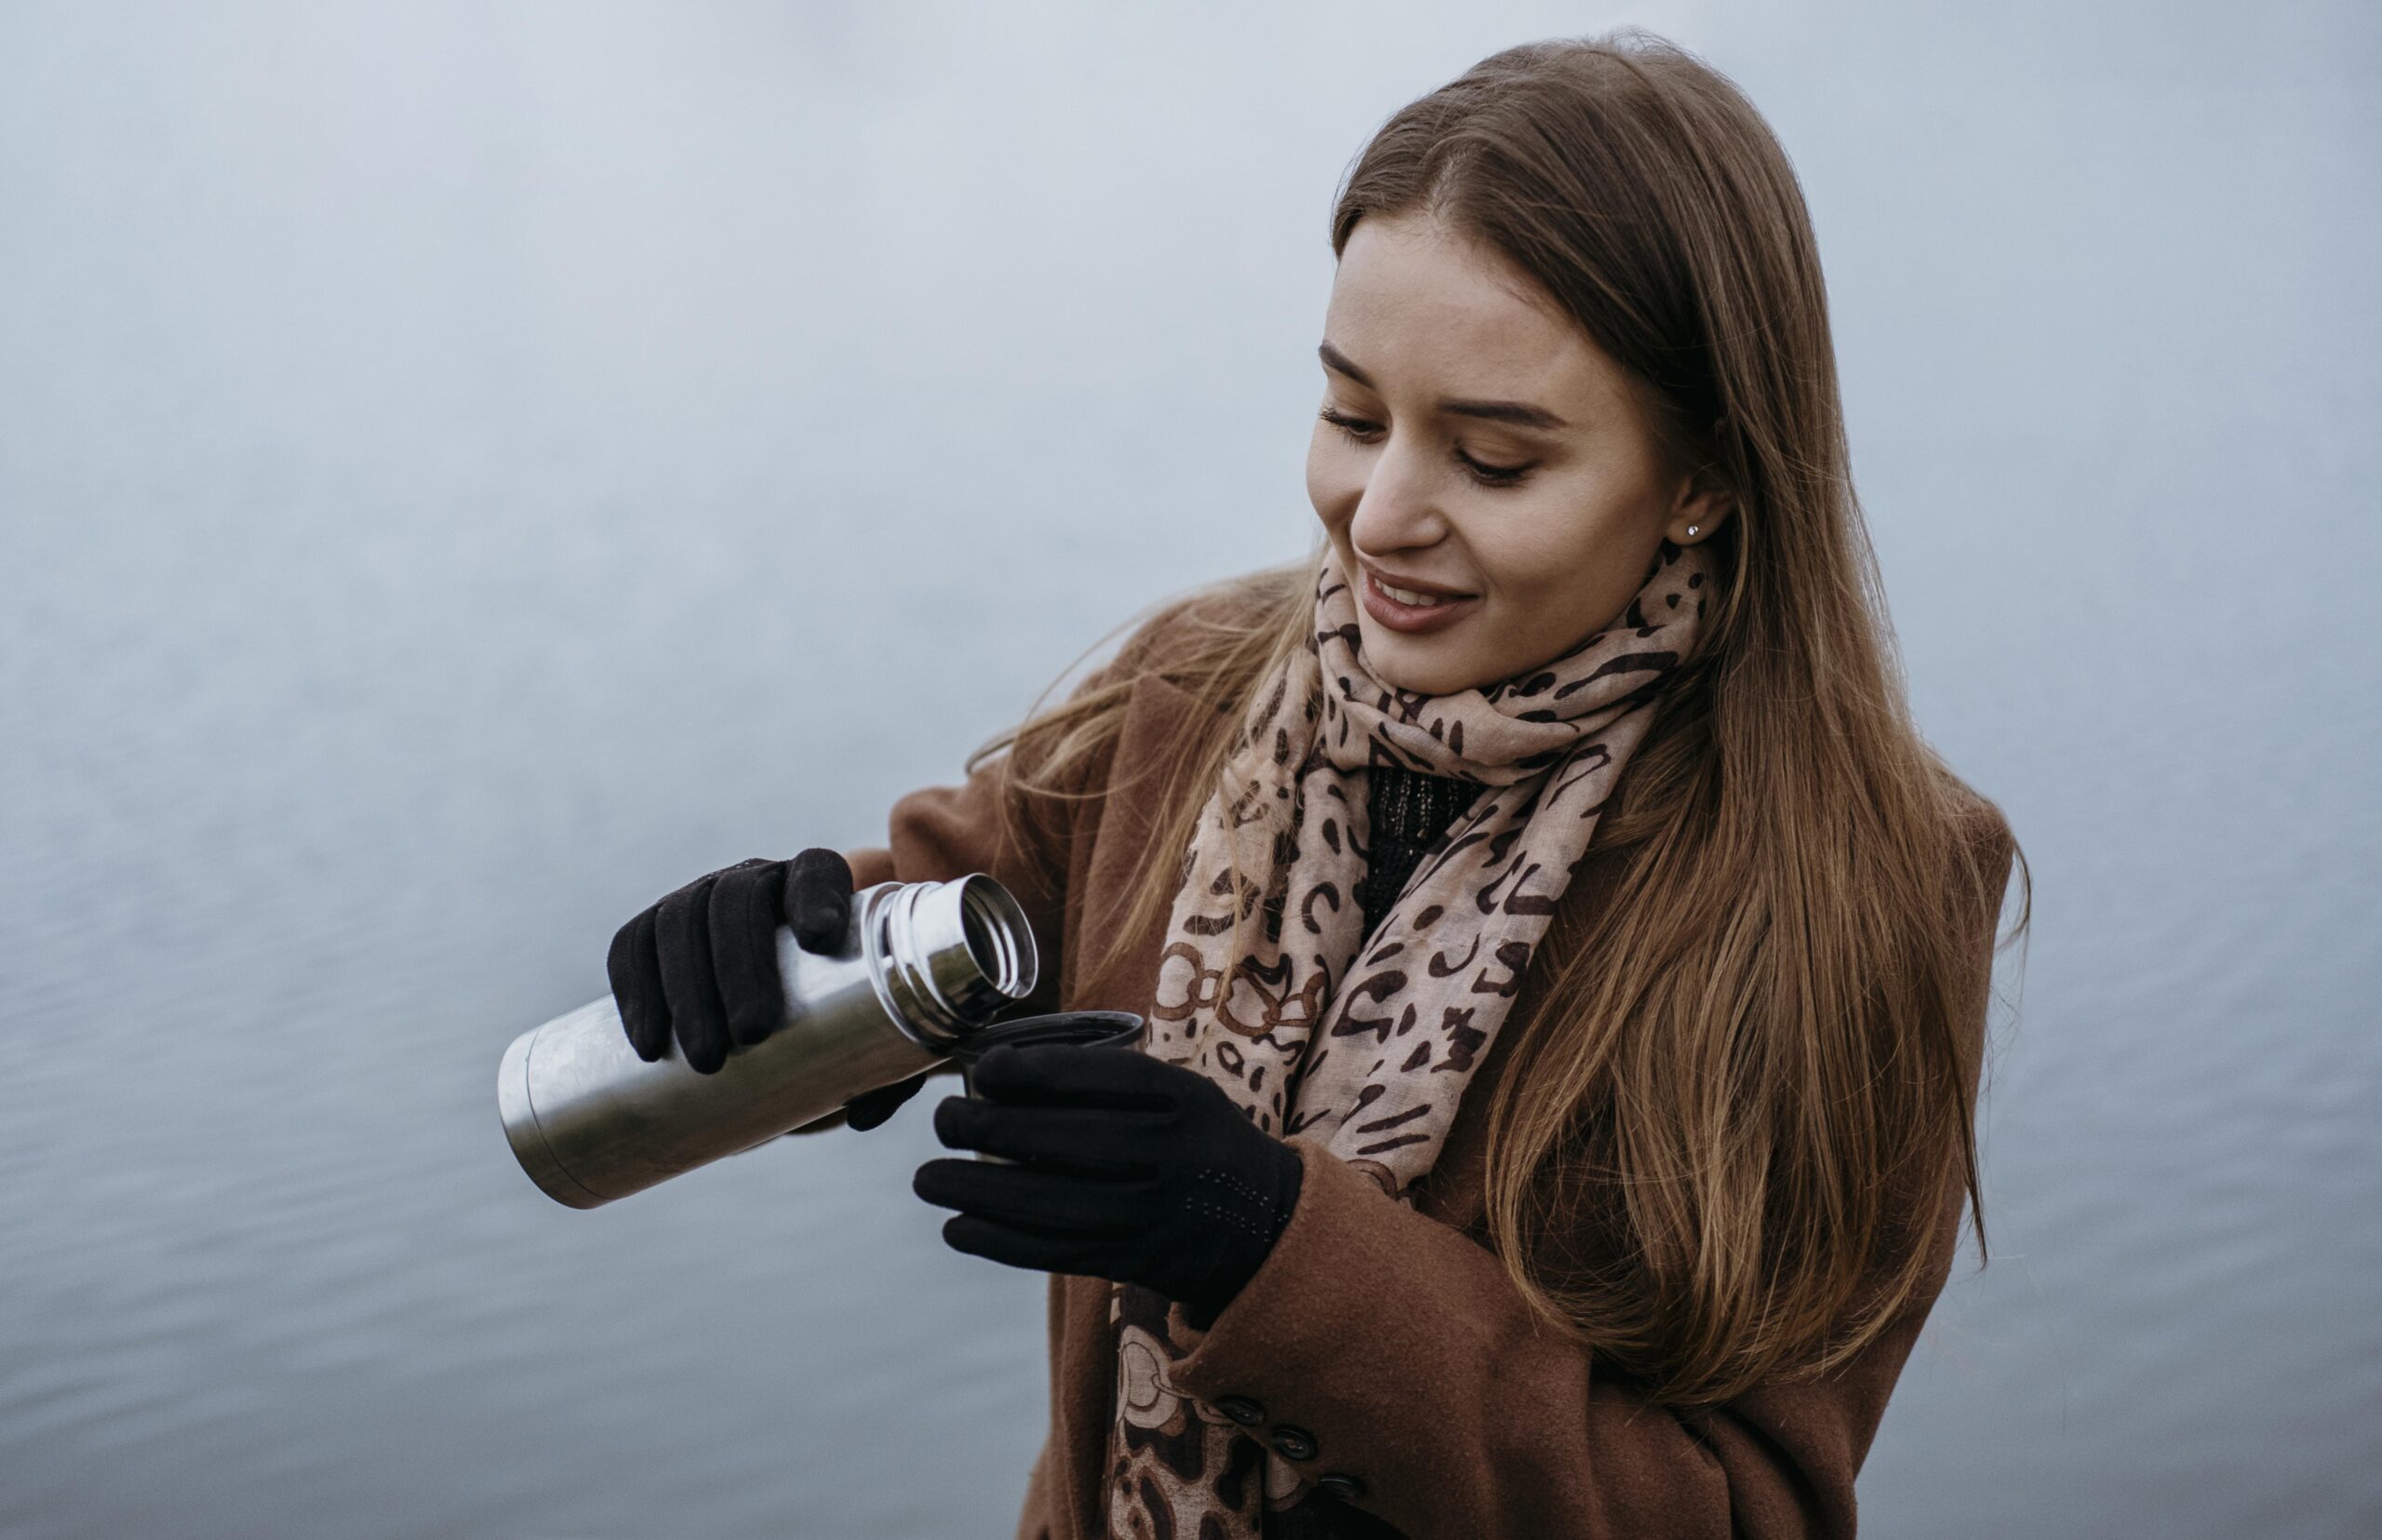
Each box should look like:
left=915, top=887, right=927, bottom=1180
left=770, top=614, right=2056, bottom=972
left=1359, top=567, right=1479, bottom=634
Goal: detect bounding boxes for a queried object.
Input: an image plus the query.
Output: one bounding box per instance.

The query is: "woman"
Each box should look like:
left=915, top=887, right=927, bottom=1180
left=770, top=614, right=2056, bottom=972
left=605, top=32, right=2027, bottom=1540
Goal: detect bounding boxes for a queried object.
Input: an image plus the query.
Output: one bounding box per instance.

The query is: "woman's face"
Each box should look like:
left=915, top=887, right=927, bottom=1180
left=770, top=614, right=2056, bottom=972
left=1305, top=211, right=1729, bottom=696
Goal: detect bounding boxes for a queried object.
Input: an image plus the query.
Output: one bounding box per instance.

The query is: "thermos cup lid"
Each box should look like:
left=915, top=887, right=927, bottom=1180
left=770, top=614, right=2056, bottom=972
left=952, top=1010, right=1147, bottom=1111
left=951, top=1009, right=1147, bottom=1065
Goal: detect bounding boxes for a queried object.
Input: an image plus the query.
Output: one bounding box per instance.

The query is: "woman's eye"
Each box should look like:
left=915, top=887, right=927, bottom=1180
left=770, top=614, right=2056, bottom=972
left=1457, top=448, right=1534, bottom=488
left=1318, top=407, right=1382, bottom=440
left=1318, top=407, right=1536, bottom=489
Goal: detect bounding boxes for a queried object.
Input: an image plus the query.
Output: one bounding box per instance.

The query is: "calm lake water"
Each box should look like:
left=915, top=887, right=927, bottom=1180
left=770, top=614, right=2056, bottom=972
left=4, top=4, right=2376, bottom=1536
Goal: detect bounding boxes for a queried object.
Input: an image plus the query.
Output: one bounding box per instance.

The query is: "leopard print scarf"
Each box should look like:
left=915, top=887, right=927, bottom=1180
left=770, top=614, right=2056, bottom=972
left=1102, top=538, right=1715, bottom=1537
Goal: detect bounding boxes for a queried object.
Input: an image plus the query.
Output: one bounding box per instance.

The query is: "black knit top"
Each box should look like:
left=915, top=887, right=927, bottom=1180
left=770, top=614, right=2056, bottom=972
left=1352, top=765, right=1479, bottom=944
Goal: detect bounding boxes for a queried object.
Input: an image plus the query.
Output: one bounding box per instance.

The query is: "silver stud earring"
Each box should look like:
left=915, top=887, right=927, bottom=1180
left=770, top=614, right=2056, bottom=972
left=1685, top=524, right=1701, bottom=539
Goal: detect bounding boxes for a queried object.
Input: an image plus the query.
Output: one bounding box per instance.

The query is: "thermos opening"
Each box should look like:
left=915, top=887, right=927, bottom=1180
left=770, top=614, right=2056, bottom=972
left=870, top=875, right=1042, bottom=1045
left=957, top=876, right=1034, bottom=1000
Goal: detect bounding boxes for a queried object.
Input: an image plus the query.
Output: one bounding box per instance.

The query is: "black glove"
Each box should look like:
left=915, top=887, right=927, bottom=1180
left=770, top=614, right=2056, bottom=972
left=604, top=849, right=925, bottom=1129
left=913, top=1042, right=1305, bottom=1326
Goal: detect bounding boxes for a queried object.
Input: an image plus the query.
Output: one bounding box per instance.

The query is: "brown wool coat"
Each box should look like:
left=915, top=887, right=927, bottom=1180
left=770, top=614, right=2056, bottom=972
left=838, top=593, right=2017, bottom=1540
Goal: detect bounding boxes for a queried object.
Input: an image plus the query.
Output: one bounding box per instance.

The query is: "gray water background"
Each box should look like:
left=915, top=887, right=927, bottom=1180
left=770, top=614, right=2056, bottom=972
left=3, top=3, right=2375, bottom=1536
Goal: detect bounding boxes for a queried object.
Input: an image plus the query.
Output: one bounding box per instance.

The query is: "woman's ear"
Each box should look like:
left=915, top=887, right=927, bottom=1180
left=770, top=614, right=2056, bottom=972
left=1665, top=463, right=1734, bottom=546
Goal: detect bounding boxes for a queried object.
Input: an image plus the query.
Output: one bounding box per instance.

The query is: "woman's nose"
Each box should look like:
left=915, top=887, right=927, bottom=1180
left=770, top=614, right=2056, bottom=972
left=1346, top=435, right=1447, bottom=554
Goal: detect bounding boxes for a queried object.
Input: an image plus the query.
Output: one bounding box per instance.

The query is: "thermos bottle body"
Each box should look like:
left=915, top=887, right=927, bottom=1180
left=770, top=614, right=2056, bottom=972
left=497, top=875, right=1038, bottom=1209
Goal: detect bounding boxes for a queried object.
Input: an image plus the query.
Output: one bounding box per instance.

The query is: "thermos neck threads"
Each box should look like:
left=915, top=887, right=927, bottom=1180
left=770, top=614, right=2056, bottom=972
left=867, top=875, right=1040, bottom=1046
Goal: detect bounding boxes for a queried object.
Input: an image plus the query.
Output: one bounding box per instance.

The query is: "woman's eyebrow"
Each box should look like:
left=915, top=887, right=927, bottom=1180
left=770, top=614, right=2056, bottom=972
left=1317, top=340, right=1380, bottom=389
left=1318, top=340, right=1571, bottom=431
left=1440, top=396, right=1570, bottom=431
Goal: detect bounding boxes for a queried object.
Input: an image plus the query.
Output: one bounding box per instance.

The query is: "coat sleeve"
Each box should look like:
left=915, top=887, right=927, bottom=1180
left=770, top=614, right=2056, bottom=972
left=1167, top=803, right=2020, bottom=1538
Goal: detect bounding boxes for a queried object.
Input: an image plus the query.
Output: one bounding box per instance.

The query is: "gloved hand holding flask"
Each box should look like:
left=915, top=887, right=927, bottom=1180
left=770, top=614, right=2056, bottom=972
left=605, top=850, right=931, bottom=1129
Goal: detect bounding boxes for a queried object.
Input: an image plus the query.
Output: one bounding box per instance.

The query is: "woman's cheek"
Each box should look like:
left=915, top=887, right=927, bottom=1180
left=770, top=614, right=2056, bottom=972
left=1460, top=514, right=1570, bottom=609
left=1488, top=480, right=1633, bottom=594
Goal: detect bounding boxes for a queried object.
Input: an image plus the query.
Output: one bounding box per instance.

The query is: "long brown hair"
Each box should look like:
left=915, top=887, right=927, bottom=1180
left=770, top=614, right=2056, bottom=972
left=964, top=31, right=2028, bottom=1404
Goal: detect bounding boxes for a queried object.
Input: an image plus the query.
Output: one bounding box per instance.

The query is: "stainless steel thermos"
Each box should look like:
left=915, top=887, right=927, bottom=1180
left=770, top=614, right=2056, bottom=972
left=497, top=875, right=1040, bottom=1209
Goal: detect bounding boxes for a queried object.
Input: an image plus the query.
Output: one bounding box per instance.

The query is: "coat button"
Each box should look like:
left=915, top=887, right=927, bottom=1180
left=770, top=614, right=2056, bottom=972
left=1269, top=1424, right=1318, bottom=1462
left=1315, top=1472, right=1367, bottom=1502
left=1214, top=1395, right=1265, bottom=1427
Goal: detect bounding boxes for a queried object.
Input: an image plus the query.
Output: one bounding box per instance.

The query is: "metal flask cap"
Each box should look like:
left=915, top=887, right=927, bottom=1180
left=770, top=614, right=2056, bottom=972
left=496, top=874, right=1039, bottom=1209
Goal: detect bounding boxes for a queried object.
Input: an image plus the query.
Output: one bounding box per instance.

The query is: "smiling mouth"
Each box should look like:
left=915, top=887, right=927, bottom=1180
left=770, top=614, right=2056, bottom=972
left=1375, top=578, right=1465, bottom=607
left=1358, top=568, right=1479, bottom=635
left=1361, top=565, right=1476, bottom=607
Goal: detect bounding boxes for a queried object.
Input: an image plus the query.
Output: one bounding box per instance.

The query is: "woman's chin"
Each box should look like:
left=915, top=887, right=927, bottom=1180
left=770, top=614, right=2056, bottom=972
left=1359, top=624, right=1491, bottom=697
